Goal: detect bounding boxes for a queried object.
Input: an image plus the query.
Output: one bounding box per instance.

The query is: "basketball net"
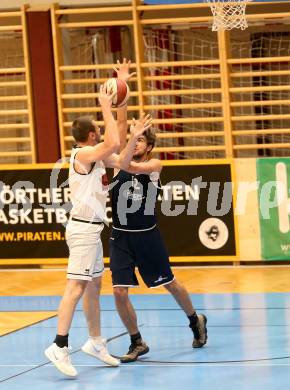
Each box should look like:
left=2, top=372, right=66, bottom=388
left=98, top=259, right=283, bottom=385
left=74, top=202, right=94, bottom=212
left=207, top=0, right=251, bottom=31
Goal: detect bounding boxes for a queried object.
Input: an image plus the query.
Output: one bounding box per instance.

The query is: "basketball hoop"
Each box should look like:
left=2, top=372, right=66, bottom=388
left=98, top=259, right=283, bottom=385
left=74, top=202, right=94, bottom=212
left=207, top=0, right=251, bottom=31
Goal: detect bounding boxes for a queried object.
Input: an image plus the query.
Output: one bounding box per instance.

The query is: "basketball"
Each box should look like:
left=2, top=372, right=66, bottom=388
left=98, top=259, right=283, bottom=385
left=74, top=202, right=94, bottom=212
left=104, top=78, right=130, bottom=107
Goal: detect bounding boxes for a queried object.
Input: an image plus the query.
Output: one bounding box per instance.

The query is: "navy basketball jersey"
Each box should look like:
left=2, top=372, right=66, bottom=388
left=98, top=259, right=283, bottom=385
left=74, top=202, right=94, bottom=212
left=111, top=169, right=161, bottom=230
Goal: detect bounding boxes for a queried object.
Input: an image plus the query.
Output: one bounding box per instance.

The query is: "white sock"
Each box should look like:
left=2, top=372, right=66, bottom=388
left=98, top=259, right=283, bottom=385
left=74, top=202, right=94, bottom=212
left=89, top=336, right=104, bottom=345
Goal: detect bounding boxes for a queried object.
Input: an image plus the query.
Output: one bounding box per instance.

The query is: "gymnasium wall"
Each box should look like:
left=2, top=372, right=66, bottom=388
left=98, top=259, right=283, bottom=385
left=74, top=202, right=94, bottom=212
left=1, top=157, right=290, bottom=265
left=2, top=2, right=290, bottom=163
left=234, top=159, right=261, bottom=261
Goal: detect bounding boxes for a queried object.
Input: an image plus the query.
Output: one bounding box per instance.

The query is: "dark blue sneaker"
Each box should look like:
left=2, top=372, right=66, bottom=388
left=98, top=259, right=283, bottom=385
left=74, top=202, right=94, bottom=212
left=120, top=340, right=149, bottom=363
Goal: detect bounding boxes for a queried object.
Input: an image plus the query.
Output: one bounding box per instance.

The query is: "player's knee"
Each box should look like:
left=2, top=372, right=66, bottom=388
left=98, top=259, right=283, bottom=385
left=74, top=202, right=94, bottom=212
left=95, top=282, right=102, bottom=295
left=85, top=280, right=101, bottom=299
left=90, top=277, right=102, bottom=295
left=113, top=287, right=129, bottom=302
left=66, top=280, right=87, bottom=301
left=164, top=279, right=179, bottom=294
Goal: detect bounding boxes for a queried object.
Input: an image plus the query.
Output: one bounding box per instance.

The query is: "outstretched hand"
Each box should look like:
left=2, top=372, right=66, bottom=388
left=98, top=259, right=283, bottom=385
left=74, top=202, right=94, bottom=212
left=113, top=58, right=136, bottom=82
left=130, top=113, right=153, bottom=138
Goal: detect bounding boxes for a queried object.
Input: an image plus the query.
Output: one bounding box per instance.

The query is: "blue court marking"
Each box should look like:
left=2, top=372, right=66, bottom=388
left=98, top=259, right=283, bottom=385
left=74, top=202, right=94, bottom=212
left=2, top=293, right=290, bottom=390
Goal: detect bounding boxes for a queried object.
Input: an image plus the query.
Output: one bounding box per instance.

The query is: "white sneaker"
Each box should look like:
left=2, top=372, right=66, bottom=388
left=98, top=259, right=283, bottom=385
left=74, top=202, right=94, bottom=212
left=45, top=343, right=78, bottom=377
left=81, top=338, right=120, bottom=367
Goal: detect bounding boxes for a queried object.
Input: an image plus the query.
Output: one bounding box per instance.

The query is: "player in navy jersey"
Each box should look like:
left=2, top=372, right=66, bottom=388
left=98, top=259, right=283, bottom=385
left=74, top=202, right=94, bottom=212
left=110, top=60, right=208, bottom=363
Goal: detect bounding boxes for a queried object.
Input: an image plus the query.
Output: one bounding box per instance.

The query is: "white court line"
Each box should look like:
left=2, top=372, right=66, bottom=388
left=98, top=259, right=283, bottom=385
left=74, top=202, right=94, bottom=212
left=1, top=363, right=290, bottom=368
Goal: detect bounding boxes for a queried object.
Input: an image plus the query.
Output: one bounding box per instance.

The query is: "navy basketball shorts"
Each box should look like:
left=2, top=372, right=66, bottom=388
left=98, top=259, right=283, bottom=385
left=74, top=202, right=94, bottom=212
left=109, top=226, right=174, bottom=288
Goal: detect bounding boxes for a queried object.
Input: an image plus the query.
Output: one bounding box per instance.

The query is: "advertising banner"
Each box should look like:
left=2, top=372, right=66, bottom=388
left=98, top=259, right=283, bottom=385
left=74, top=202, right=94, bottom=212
left=0, top=167, right=69, bottom=259
left=0, top=162, right=236, bottom=262
left=257, top=158, right=290, bottom=260
left=155, top=164, right=236, bottom=257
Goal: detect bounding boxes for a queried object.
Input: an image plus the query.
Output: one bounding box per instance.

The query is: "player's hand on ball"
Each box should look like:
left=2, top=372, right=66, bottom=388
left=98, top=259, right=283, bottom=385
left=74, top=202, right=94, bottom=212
left=98, top=84, right=116, bottom=108
left=113, top=58, right=136, bottom=82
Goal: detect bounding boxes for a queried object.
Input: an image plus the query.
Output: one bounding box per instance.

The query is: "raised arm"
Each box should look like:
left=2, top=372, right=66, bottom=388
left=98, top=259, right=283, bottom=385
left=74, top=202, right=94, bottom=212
left=104, top=113, right=159, bottom=174
left=100, top=85, right=120, bottom=153
left=114, top=59, right=136, bottom=152
left=76, top=85, right=120, bottom=166
left=119, top=114, right=152, bottom=170
left=124, top=158, right=162, bottom=175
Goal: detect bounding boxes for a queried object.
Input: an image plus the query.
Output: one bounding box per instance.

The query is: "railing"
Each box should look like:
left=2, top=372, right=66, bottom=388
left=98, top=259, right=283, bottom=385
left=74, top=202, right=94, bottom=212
left=49, top=0, right=290, bottom=159
left=1, top=1, right=290, bottom=162
left=0, top=5, right=35, bottom=164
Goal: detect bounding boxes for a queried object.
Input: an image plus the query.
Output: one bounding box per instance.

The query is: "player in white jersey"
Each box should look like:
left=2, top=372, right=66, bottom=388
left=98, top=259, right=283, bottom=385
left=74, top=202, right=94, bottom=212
left=45, top=83, right=152, bottom=377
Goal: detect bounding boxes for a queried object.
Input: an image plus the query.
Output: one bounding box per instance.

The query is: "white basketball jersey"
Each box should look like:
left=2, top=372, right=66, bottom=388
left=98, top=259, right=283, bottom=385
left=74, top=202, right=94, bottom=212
left=69, top=147, right=108, bottom=222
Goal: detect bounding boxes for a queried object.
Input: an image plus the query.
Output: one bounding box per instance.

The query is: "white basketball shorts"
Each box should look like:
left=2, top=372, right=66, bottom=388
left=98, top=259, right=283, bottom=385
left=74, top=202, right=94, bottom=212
left=65, top=219, right=104, bottom=281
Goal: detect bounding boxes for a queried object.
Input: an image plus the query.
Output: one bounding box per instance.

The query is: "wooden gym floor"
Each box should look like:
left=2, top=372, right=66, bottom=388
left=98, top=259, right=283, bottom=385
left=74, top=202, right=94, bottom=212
left=1, top=265, right=290, bottom=336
